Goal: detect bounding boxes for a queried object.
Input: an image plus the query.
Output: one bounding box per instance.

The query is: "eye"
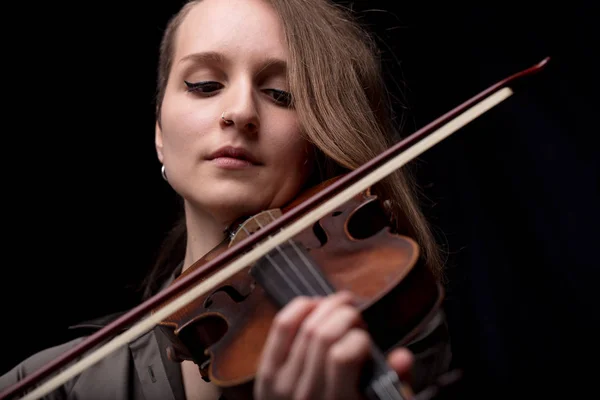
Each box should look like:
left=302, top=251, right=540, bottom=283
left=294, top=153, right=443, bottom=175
left=264, top=89, right=293, bottom=108
left=184, top=81, right=223, bottom=95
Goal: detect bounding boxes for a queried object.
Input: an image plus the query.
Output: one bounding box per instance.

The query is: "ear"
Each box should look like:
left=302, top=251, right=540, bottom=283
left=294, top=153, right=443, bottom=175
left=155, top=120, right=164, bottom=164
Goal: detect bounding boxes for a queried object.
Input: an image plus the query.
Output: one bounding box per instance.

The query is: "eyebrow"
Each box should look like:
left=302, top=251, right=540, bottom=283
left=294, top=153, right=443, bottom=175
left=178, top=51, right=288, bottom=77
left=178, top=51, right=225, bottom=66
left=256, top=57, right=288, bottom=77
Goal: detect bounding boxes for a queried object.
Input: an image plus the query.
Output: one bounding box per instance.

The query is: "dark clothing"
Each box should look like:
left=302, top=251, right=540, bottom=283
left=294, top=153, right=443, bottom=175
left=1, top=266, right=452, bottom=399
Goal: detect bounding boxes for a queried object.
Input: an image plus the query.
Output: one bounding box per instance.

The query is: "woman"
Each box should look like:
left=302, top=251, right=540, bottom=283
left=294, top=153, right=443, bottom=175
left=1, top=0, right=451, bottom=399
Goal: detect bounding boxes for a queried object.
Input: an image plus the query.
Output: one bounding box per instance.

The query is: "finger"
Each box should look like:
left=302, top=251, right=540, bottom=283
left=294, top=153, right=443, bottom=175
left=298, top=291, right=364, bottom=336
left=270, top=293, right=356, bottom=398
left=387, top=347, right=414, bottom=387
left=295, top=304, right=364, bottom=400
left=324, top=328, right=372, bottom=400
left=255, top=296, right=320, bottom=399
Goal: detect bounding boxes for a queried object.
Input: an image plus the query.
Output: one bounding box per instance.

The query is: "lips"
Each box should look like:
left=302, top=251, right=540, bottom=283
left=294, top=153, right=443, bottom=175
left=206, top=146, right=260, bottom=165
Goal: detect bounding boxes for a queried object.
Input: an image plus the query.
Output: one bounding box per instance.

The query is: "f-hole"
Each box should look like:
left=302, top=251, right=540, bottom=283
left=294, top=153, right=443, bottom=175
left=312, top=220, right=328, bottom=246
left=204, top=285, right=249, bottom=308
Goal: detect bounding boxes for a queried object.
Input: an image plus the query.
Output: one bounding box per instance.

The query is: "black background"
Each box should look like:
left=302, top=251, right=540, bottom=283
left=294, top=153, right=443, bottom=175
left=3, top=0, right=598, bottom=398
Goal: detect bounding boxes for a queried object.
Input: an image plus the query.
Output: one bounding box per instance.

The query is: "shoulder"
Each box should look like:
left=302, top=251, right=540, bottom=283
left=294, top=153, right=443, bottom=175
left=0, top=336, right=88, bottom=398
left=0, top=311, right=145, bottom=400
left=67, top=310, right=129, bottom=331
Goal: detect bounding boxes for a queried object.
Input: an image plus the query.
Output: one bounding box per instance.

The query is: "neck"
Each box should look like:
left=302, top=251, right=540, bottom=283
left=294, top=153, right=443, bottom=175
left=181, top=202, right=233, bottom=273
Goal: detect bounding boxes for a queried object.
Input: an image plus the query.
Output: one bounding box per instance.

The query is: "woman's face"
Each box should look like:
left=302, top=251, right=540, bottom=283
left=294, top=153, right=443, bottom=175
left=156, top=0, right=311, bottom=226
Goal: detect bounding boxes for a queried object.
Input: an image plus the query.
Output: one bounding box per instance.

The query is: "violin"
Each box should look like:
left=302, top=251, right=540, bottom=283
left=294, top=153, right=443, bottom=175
left=0, top=57, right=550, bottom=400
left=155, top=176, right=444, bottom=400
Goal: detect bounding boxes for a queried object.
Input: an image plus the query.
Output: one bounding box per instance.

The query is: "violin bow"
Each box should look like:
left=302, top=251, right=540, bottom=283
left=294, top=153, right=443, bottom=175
left=1, top=57, right=550, bottom=400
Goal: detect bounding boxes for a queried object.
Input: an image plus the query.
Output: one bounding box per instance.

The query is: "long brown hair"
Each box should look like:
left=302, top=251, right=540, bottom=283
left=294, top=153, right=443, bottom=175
left=142, top=0, right=444, bottom=299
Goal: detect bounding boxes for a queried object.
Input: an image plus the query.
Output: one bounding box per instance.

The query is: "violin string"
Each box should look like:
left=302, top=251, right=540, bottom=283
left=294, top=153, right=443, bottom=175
left=240, top=225, right=304, bottom=300
left=364, top=354, right=404, bottom=400
left=365, top=355, right=398, bottom=400
left=251, top=215, right=320, bottom=296
left=251, top=215, right=327, bottom=297
left=370, top=346, right=406, bottom=400
left=287, top=239, right=333, bottom=294
left=376, top=380, right=402, bottom=400
left=269, top=245, right=320, bottom=295
left=266, top=210, right=333, bottom=295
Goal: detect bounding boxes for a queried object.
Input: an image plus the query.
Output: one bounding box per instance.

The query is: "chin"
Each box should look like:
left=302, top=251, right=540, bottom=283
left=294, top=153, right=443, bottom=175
left=206, top=192, right=273, bottom=222
left=184, top=177, right=301, bottom=224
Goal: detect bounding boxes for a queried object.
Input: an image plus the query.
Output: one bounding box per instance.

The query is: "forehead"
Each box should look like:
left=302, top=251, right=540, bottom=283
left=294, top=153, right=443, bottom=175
left=174, top=0, right=288, bottom=64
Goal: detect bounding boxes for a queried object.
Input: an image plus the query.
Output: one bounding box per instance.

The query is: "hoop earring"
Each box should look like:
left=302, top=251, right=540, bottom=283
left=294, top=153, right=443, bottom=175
left=221, top=112, right=233, bottom=125
left=161, top=165, right=168, bottom=181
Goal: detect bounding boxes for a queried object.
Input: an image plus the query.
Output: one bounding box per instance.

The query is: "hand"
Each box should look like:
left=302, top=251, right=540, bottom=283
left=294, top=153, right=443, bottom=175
left=254, top=291, right=414, bottom=400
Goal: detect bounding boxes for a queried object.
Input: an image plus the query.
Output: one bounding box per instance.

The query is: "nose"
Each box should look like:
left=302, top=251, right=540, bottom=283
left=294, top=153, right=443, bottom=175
left=220, top=82, right=260, bottom=134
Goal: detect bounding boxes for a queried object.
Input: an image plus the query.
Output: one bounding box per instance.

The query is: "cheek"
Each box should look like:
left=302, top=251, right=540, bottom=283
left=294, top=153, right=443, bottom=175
left=268, top=127, right=313, bottom=197
left=161, top=102, right=212, bottom=154
left=268, top=120, right=307, bottom=165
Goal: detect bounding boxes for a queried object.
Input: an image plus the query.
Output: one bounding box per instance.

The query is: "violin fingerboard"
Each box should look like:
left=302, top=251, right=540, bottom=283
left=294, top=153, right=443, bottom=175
left=250, top=239, right=336, bottom=308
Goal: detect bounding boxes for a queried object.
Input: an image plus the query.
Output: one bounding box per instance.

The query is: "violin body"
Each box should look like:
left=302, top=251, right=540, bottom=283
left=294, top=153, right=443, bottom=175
left=154, top=177, right=444, bottom=399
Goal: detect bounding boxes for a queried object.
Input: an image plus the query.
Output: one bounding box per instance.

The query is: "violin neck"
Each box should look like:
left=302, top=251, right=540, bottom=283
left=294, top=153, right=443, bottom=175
left=363, top=345, right=412, bottom=400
